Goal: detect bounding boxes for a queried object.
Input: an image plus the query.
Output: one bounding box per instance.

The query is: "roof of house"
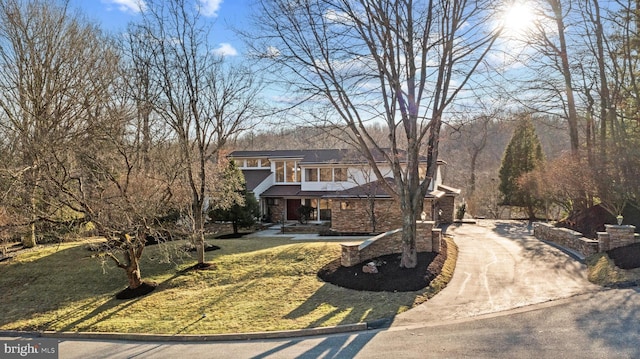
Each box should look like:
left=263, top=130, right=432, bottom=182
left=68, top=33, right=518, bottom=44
left=260, top=185, right=303, bottom=197
left=242, top=170, right=272, bottom=191
left=260, top=185, right=340, bottom=198
left=323, top=179, right=460, bottom=199
left=326, top=177, right=396, bottom=198
left=229, top=148, right=428, bottom=164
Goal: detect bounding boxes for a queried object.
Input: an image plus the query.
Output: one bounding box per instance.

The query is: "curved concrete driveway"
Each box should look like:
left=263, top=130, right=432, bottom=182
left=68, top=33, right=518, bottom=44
left=394, top=220, right=600, bottom=327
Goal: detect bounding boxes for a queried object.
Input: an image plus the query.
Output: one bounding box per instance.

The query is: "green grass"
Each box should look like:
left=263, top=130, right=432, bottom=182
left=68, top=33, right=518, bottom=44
left=0, top=236, right=457, bottom=335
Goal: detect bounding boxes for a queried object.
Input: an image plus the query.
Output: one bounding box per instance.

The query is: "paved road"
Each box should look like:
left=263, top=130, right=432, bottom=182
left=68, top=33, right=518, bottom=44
left=5, top=221, right=637, bottom=358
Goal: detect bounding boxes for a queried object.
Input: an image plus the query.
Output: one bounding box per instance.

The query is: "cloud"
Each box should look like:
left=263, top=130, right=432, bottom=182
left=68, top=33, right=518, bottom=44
left=102, top=0, right=146, bottom=13
left=198, top=0, right=223, bottom=17
left=213, top=43, right=238, bottom=57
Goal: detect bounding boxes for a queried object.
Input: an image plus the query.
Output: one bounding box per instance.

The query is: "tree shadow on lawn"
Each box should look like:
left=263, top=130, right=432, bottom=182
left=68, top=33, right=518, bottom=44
left=0, top=240, right=199, bottom=330
left=56, top=295, right=148, bottom=332
left=0, top=244, right=126, bottom=327
left=287, top=243, right=448, bottom=330
left=284, top=283, right=416, bottom=329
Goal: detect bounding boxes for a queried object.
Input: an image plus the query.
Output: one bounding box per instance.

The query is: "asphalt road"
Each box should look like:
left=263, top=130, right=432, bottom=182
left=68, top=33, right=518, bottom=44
left=4, top=221, right=638, bottom=358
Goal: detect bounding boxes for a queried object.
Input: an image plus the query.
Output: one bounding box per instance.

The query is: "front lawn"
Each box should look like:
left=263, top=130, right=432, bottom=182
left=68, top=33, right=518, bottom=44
left=0, top=236, right=456, bottom=335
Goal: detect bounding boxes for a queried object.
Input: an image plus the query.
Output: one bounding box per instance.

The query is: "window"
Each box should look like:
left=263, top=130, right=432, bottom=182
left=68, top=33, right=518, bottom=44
left=340, top=201, right=352, bottom=210
left=320, top=199, right=331, bottom=220
left=275, top=160, right=300, bottom=183
left=286, top=161, right=297, bottom=182
left=246, top=159, right=259, bottom=167
left=305, top=168, right=318, bottom=182
left=275, top=161, right=285, bottom=182
left=320, top=168, right=332, bottom=182
left=334, top=168, right=347, bottom=182
left=260, top=159, right=270, bottom=168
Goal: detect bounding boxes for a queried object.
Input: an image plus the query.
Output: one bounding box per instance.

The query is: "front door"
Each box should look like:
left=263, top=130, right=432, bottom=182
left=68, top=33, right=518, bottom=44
left=287, top=199, right=301, bottom=221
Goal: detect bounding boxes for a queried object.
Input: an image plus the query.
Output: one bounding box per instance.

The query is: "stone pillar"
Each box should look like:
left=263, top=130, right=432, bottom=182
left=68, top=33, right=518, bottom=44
left=604, top=225, right=636, bottom=251
left=416, top=221, right=434, bottom=252
left=341, top=244, right=360, bottom=267
left=597, top=232, right=610, bottom=252
left=431, top=228, right=442, bottom=254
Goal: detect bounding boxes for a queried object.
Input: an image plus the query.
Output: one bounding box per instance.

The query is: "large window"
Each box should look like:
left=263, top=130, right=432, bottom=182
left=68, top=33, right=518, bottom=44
left=275, top=160, right=300, bottom=183
left=261, top=159, right=270, bottom=168
left=275, top=162, right=285, bottom=182
left=246, top=158, right=259, bottom=167
left=319, top=168, right=332, bottom=182
left=305, top=168, right=318, bottom=182
left=334, top=167, right=347, bottom=182
left=304, top=167, right=349, bottom=182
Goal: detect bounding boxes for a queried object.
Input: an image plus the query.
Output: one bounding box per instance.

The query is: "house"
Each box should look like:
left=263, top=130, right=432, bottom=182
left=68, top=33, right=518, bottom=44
left=228, top=149, right=460, bottom=233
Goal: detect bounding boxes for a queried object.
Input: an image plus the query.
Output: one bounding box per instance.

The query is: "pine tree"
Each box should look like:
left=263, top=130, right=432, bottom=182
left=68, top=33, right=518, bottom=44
left=499, top=117, right=545, bottom=219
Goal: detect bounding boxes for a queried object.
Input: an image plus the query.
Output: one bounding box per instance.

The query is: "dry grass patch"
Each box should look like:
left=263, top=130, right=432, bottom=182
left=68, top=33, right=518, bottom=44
left=0, top=236, right=456, bottom=334
left=586, top=252, right=640, bottom=286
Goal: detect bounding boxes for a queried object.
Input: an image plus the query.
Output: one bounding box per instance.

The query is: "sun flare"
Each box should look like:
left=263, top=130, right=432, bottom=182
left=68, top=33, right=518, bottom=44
left=502, top=1, right=537, bottom=38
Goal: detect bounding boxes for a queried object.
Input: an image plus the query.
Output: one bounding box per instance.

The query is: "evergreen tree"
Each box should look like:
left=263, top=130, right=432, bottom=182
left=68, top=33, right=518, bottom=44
left=499, top=118, right=545, bottom=219
left=210, top=189, right=259, bottom=235
left=209, top=160, right=259, bottom=236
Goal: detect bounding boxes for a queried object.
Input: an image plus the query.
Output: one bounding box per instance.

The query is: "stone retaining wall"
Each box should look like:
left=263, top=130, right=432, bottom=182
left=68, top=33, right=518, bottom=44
left=533, top=222, right=598, bottom=257
left=340, top=221, right=442, bottom=267
left=597, top=225, right=638, bottom=252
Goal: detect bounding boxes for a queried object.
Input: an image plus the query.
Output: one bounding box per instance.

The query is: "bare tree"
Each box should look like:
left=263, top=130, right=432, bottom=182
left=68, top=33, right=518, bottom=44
left=49, top=95, right=189, bottom=294
left=0, top=0, right=118, bottom=247
left=249, top=0, right=499, bottom=267
left=131, top=0, right=262, bottom=266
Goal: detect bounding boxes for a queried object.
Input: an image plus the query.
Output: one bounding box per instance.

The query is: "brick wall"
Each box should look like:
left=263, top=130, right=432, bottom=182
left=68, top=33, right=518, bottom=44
left=341, top=221, right=442, bottom=267
left=533, top=222, right=598, bottom=257
left=331, top=198, right=434, bottom=233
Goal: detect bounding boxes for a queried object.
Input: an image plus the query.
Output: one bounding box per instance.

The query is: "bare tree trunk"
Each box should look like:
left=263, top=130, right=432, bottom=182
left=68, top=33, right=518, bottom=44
left=23, top=167, right=38, bottom=248
left=192, top=202, right=206, bottom=265
left=125, top=250, right=143, bottom=290
left=549, top=0, right=580, bottom=155
left=400, top=196, right=418, bottom=268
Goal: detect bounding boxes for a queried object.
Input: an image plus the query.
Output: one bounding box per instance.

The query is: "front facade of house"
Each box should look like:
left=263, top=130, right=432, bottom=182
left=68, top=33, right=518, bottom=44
left=228, top=149, right=459, bottom=233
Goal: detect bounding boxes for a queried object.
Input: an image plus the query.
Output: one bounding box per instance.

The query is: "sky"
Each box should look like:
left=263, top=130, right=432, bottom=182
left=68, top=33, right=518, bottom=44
left=69, top=0, right=251, bottom=58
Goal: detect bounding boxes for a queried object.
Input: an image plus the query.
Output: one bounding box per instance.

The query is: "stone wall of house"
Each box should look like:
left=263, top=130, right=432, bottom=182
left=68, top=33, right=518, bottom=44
left=533, top=222, right=599, bottom=257
left=267, top=201, right=285, bottom=223
left=437, top=195, right=456, bottom=224
left=331, top=198, right=434, bottom=233
left=340, top=221, right=442, bottom=267
left=597, top=225, right=639, bottom=252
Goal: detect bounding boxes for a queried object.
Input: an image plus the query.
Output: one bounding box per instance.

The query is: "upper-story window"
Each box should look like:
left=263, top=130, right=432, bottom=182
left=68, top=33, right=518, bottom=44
left=304, top=167, right=349, bottom=182
left=319, top=168, right=332, bottom=182
left=305, top=168, right=318, bottom=181
left=238, top=158, right=270, bottom=168
left=275, top=160, right=300, bottom=183
left=334, top=167, right=348, bottom=181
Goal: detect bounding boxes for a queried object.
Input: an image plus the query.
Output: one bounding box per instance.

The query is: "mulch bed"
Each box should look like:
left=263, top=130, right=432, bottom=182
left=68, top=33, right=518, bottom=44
left=317, top=239, right=447, bottom=292
left=182, top=262, right=217, bottom=271
left=215, top=233, right=251, bottom=239
left=607, top=242, right=640, bottom=269
left=186, top=243, right=221, bottom=252
left=115, top=281, right=158, bottom=300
